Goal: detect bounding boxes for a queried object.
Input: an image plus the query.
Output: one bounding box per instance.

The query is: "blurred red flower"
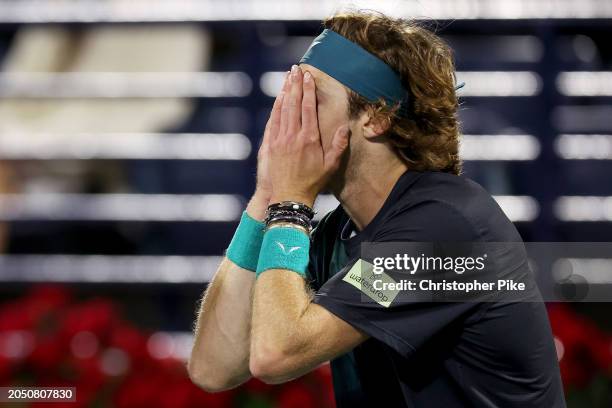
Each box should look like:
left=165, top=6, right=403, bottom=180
left=9, top=284, right=611, bottom=408
left=27, top=335, right=68, bottom=374
left=108, top=324, right=152, bottom=369
left=60, top=299, right=118, bottom=343
left=547, top=303, right=612, bottom=389
left=277, top=383, right=318, bottom=408
left=0, top=355, right=11, bottom=385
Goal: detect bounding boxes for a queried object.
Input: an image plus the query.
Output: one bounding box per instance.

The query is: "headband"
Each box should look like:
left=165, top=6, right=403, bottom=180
left=298, top=28, right=464, bottom=117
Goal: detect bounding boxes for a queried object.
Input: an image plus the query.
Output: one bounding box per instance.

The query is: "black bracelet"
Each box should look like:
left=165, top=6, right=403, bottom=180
left=264, top=209, right=311, bottom=219
left=267, top=201, right=315, bottom=220
left=264, top=201, right=315, bottom=233
left=265, top=211, right=312, bottom=229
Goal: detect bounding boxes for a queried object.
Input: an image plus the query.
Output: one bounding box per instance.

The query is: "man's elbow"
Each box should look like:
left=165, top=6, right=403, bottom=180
left=249, top=345, right=293, bottom=384
left=187, top=357, right=238, bottom=392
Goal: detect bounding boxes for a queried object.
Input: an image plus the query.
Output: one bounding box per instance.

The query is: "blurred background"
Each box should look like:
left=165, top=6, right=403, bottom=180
left=0, top=0, right=611, bottom=407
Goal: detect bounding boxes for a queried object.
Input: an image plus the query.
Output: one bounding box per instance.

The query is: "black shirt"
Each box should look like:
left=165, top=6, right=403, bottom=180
left=307, top=169, right=565, bottom=408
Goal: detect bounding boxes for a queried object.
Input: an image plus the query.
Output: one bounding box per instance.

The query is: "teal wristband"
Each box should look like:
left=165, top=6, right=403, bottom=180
left=256, top=226, right=310, bottom=277
left=226, top=210, right=265, bottom=272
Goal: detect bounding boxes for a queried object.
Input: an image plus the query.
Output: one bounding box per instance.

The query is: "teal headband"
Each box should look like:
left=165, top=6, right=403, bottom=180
left=298, top=29, right=464, bottom=117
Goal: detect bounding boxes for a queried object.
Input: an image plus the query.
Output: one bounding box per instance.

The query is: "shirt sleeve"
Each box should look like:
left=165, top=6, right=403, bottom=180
left=313, top=200, right=483, bottom=358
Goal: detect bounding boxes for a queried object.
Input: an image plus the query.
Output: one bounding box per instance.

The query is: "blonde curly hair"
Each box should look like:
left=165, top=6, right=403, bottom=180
left=323, top=10, right=463, bottom=175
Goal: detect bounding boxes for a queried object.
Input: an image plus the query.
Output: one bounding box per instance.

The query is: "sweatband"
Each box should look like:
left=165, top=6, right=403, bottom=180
left=298, top=28, right=465, bottom=117
left=256, top=226, right=311, bottom=278
left=226, top=210, right=265, bottom=272
left=300, top=29, right=407, bottom=110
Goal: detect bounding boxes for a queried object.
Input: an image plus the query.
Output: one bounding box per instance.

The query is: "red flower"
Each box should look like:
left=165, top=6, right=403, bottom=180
left=0, top=285, right=71, bottom=334
left=0, top=301, right=46, bottom=331
left=277, top=383, right=317, bottom=408
left=107, top=324, right=153, bottom=369
left=60, top=299, right=118, bottom=343
left=0, top=355, right=11, bottom=385
left=547, top=303, right=612, bottom=389
left=114, top=372, right=163, bottom=408
left=3, top=286, right=346, bottom=408
left=313, top=365, right=335, bottom=408
left=25, top=285, right=71, bottom=311
left=189, top=384, right=235, bottom=408
left=244, top=377, right=275, bottom=395
left=158, top=377, right=193, bottom=408
left=27, top=335, right=68, bottom=374
left=68, top=355, right=106, bottom=388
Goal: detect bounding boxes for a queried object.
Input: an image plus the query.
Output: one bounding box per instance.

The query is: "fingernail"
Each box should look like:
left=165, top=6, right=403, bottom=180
left=304, top=72, right=311, bottom=83
left=291, top=65, right=298, bottom=80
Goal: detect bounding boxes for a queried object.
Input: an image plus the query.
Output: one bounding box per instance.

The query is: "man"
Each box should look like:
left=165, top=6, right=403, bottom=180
left=188, top=10, right=565, bottom=407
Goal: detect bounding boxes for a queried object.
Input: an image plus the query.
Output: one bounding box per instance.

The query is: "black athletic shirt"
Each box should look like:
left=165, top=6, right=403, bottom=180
left=307, top=169, right=565, bottom=408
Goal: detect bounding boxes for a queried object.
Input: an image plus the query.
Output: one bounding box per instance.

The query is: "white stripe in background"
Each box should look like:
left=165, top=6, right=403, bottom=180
left=147, top=332, right=195, bottom=361
left=0, top=72, right=252, bottom=98
left=557, top=72, right=612, bottom=97
left=454, top=71, right=541, bottom=96
left=0, top=193, right=537, bottom=222
left=0, top=0, right=610, bottom=22
left=262, top=71, right=542, bottom=97
left=554, top=258, right=612, bottom=284
left=493, top=196, right=539, bottom=222
left=555, top=134, right=612, bottom=160
left=316, top=194, right=539, bottom=222
left=0, top=133, right=251, bottom=160
left=555, top=196, right=612, bottom=221
left=460, top=135, right=540, bottom=160
left=0, top=194, right=244, bottom=221
left=0, top=255, right=221, bottom=283
left=313, top=194, right=340, bottom=221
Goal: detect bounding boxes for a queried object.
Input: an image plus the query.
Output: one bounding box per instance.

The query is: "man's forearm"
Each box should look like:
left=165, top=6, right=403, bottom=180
left=189, top=258, right=255, bottom=391
left=188, top=194, right=268, bottom=391
left=250, top=270, right=316, bottom=383
left=250, top=268, right=367, bottom=385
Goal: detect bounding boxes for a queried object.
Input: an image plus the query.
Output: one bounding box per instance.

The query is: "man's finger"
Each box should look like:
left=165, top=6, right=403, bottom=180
left=301, top=71, right=318, bottom=140
left=279, top=71, right=293, bottom=141
left=281, top=70, right=291, bottom=93
left=285, top=65, right=303, bottom=138
left=324, top=125, right=350, bottom=171
left=267, top=71, right=290, bottom=144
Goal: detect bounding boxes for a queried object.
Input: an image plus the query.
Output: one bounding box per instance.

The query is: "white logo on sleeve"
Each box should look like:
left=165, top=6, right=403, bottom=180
left=275, top=241, right=302, bottom=255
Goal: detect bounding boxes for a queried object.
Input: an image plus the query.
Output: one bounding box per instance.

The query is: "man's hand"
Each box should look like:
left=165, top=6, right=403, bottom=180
left=246, top=70, right=292, bottom=220
left=268, top=64, right=350, bottom=207
left=256, top=70, right=292, bottom=199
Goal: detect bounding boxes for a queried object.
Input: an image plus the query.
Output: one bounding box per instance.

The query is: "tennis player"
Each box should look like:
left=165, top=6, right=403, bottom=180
left=189, top=10, right=565, bottom=407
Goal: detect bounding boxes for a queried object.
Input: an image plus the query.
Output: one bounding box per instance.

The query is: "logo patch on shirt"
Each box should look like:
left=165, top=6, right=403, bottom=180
left=342, top=259, right=400, bottom=308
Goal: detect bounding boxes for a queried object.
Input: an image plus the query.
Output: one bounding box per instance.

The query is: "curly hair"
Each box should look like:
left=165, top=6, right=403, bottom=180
left=323, top=10, right=462, bottom=175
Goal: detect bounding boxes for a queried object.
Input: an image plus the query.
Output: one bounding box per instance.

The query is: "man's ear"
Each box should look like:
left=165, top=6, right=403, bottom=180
left=360, top=107, right=391, bottom=140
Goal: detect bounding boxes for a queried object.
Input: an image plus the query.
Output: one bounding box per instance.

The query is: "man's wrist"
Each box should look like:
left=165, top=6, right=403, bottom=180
left=269, top=192, right=316, bottom=209
left=226, top=210, right=265, bottom=272
left=256, top=225, right=311, bottom=278
left=246, top=190, right=272, bottom=221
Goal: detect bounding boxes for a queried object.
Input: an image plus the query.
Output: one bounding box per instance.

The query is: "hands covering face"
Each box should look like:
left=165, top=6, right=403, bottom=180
left=257, top=64, right=350, bottom=208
